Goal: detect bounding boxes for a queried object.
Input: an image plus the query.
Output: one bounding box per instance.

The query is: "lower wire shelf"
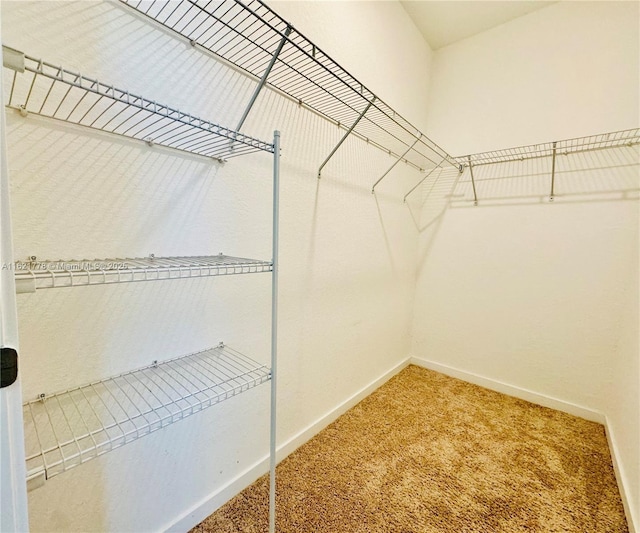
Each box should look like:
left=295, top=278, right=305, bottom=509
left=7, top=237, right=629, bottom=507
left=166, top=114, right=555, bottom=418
left=23, top=344, right=270, bottom=485
left=15, top=254, right=273, bottom=292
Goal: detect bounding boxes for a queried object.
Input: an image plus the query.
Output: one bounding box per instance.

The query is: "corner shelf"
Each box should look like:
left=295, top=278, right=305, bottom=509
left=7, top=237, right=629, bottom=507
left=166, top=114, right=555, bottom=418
left=3, top=46, right=274, bottom=160
left=24, top=344, right=270, bottom=485
left=14, top=254, right=273, bottom=293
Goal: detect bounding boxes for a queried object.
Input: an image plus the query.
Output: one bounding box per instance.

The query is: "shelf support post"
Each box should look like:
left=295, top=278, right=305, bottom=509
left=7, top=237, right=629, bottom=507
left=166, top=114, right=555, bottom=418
left=371, top=134, right=421, bottom=194
left=549, top=141, right=557, bottom=202
left=317, top=97, right=376, bottom=179
left=236, top=27, right=292, bottom=133
left=269, top=131, right=280, bottom=533
left=467, top=156, right=478, bottom=206
left=403, top=156, right=446, bottom=203
left=0, top=42, right=29, bottom=530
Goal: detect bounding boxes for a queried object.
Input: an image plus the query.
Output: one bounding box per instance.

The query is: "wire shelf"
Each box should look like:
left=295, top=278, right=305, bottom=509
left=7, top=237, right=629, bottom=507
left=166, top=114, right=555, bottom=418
left=23, top=344, right=270, bottom=481
left=14, top=254, right=272, bottom=292
left=458, top=128, right=640, bottom=167
left=3, top=48, right=274, bottom=160
left=120, top=0, right=458, bottom=173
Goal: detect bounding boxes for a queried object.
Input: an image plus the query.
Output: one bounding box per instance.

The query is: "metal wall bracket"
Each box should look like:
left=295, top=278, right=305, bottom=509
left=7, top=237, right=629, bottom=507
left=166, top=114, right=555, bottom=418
left=317, top=98, right=376, bottom=179
left=549, top=141, right=557, bottom=202
left=371, top=135, right=421, bottom=194
left=467, top=156, right=478, bottom=206
left=403, top=156, right=447, bottom=203
left=236, top=26, right=292, bottom=133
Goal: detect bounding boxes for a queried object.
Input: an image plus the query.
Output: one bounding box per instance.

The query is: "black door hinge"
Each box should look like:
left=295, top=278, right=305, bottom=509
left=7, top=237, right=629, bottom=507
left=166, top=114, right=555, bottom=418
left=1, top=347, right=18, bottom=388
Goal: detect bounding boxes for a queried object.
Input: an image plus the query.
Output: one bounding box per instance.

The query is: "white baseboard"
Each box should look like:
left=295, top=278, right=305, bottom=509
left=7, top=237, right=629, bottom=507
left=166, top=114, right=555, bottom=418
left=165, top=356, right=636, bottom=533
left=275, top=358, right=410, bottom=462
left=604, top=417, right=638, bottom=533
left=164, top=454, right=269, bottom=533
left=162, top=357, right=410, bottom=533
left=409, top=356, right=605, bottom=423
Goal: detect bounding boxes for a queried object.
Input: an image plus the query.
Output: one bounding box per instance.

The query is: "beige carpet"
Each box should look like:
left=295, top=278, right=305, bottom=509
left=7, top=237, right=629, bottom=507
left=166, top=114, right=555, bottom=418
left=192, top=365, right=628, bottom=532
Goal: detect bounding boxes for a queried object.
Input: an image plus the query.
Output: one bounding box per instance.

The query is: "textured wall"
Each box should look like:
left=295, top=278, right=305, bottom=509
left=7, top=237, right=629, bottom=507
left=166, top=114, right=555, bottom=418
left=425, top=1, right=638, bottom=154
left=415, top=1, right=639, bottom=527
left=2, top=1, right=432, bottom=530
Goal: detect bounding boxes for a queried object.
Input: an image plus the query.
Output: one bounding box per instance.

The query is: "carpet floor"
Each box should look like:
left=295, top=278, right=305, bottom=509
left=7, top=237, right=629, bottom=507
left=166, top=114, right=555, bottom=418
left=191, top=365, right=628, bottom=532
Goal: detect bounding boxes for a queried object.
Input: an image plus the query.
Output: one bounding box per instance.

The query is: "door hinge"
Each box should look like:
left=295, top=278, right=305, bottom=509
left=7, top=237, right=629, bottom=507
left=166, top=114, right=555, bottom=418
left=1, top=347, right=19, bottom=388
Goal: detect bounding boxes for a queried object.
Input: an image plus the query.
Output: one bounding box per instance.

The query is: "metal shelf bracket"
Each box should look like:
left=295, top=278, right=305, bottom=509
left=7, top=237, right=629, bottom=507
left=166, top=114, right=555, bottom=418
left=403, top=156, right=447, bottom=203
left=371, top=134, right=422, bottom=194
left=317, top=97, right=376, bottom=179
left=236, top=26, right=292, bottom=133
left=467, top=156, right=478, bottom=206
left=549, top=141, right=557, bottom=202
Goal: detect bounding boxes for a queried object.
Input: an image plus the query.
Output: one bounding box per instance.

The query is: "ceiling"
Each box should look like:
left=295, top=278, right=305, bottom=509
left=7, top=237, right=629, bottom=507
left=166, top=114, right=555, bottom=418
left=400, top=1, right=556, bottom=50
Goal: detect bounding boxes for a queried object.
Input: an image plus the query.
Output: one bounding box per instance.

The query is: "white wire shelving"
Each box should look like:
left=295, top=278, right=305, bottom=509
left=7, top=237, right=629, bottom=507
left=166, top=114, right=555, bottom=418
left=2, top=46, right=274, bottom=160
left=3, top=34, right=282, bottom=529
left=458, top=128, right=640, bottom=167
left=456, top=128, right=640, bottom=204
left=23, top=343, right=270, bottom=484
left=14, top=254, right=273, bottom=293
left=119, top=0, right=460, bottom=181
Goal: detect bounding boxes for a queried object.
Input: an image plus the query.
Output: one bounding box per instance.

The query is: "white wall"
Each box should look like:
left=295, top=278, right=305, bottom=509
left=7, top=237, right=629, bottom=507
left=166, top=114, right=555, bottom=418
left=1, top=1, right=432, bottom=531
left=414, top=1, right=639, bottom=528
left=6, top=1, right=636, bottom=530
left=426, top=1, right=638, bottom=154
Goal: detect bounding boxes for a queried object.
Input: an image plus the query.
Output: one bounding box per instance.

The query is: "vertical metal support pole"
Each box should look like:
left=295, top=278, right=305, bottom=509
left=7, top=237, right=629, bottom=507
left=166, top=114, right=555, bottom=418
left=549, top=141, right=557, bottom=202
left=317, top=98, right=375, bottom=178
left=269, top=131, right=280, bottom=533
left=237, top=27, right=292, bottom=133
left=467, top=156, right=478, bottom=206
left=0, top=24, right=30, bottom=532
left=371, top=135, right=421, bottom=194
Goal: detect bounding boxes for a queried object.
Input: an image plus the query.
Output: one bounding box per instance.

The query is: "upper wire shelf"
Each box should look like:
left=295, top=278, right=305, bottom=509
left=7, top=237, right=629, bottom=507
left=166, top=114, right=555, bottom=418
left=2, top=46, right=274, bottom=160
left=14, top=254, right=272, bottom=293
left=120, top=0, right=458, bottom=174
left=458, top=128, right=640, bottom=167
left=24, top=343, right=270, bottom=483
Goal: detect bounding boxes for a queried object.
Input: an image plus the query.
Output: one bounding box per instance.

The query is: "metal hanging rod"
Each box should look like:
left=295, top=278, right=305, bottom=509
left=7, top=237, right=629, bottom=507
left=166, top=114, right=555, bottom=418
left=23, top=343, right=270, bottom=487
left=14, top=254, right=272, bottom=293
left=2, top=46, right=274, bottom=161
left=119, top=0, right=458, bottom=177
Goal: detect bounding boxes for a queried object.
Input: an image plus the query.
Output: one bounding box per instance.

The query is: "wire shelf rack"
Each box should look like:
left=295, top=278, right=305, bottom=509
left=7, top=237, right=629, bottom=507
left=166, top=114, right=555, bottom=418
left=14, top=254, right=272, bottom=292
left=120, top=0, right=458, bottom=174
left=2, top=47, right=274, bottom=160
left=455, top=128, right=640, bottom=205
left=458, top=128, right=640, bottom=167
left=23, top=344, right=270, bottom=482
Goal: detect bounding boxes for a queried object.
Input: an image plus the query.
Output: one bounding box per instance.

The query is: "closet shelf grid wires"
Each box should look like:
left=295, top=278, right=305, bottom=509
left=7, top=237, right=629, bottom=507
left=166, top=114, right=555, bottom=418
left=458, top=128, right=640, bottom=205
left=119, top=0, right=462, bottom=190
